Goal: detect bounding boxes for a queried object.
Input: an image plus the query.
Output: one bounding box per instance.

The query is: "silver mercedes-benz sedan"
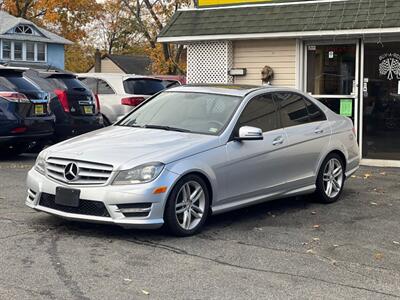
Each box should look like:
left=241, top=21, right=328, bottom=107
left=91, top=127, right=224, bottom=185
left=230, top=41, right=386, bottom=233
left=26, top=85, right=360, bottom=236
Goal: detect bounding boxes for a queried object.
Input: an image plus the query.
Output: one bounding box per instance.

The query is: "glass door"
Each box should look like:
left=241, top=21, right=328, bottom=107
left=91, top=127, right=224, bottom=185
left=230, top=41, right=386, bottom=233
left=305, top=42, right=359, bottom=131
left=362, top=42, right=400, bottom=161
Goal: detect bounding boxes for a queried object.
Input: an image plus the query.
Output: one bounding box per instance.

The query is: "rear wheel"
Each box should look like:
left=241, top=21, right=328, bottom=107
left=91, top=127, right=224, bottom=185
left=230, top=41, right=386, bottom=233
left=314, top=153, right=345, bottom=203
left=164, top=174, right=210, bottom=236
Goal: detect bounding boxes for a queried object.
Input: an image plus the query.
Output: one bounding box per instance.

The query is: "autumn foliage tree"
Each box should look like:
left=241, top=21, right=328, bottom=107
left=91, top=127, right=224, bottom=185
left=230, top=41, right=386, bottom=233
left=122, top=0, right=191, bottom=75
left=1, top=0, right=101, bottom=72
left=0, top=0, right=191, bottom=74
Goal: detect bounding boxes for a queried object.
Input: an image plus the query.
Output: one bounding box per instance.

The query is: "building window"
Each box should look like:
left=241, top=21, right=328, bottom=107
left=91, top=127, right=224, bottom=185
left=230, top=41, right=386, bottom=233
left=37, top=43, right=46, bottom=61
left=13, top=25, right=35, bottom=35
left=0, top=40, right=46, bottom=62
left=14, top=41, right=23, bottom=60
left=26, top=42, right=35, bottom=61
left=2, top=40, right=11, bottom=59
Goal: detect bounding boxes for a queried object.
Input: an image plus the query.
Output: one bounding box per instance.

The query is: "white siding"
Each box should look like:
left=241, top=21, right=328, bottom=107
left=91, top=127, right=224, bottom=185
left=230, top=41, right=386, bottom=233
left=233, top=39, right=297, bottom=87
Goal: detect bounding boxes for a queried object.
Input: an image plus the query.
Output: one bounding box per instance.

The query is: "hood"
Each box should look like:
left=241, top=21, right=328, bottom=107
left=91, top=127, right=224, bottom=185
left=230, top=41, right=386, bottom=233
left=45, top=126, right=221, bottom=170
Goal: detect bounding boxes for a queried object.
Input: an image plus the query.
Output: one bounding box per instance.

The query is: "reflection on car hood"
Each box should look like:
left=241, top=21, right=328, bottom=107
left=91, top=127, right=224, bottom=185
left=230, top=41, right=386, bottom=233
left=45, top=126, right=220, bottom=170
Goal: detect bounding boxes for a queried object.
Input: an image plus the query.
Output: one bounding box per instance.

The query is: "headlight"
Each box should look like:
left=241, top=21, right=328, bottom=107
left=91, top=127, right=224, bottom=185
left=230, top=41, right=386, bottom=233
left=112, top=163, right=164, bottom=185
left=34, top=152, right=46, bottom=175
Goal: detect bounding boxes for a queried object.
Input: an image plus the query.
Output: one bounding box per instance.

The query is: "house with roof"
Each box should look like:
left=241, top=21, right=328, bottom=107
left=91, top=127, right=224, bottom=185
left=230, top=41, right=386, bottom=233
left=0, top=11, right=72, bottom=70
left=88, top=51, right=152, bottom=75
left=159, top=0, right=400, bottom=166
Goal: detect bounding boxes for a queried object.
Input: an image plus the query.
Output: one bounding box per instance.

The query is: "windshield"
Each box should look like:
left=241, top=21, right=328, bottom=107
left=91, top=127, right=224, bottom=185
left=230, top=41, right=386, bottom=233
left=118, top=92, right=242, bottom=135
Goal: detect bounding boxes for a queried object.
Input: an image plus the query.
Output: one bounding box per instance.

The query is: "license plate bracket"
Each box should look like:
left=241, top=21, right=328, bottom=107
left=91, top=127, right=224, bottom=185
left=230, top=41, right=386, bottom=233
left=83, top=105, right=93, bottom=114
left=55, top=187, right=80, bottom=207
left=34, top=104, right=44, bottom=115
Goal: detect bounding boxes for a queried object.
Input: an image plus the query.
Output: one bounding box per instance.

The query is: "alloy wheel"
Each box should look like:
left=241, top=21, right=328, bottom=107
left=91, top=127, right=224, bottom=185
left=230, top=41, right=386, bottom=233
left=175, top=181, right=206, bottom=230
left=323, top=158, right=344, bottom=198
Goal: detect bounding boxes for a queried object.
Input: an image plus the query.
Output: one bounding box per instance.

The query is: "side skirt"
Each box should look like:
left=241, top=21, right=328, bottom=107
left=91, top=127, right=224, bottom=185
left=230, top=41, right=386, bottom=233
left=211, top=184, right=316, bottom=215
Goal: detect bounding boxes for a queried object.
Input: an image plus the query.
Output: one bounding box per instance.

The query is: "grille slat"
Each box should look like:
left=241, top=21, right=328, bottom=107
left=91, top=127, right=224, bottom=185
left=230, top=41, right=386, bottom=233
left=39, top=193, right=110, bottom=217
left=45, top=157, right=113, bottom=185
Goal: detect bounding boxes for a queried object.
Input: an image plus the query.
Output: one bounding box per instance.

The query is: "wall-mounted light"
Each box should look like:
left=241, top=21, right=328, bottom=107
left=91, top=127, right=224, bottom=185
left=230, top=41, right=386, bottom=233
left=228, top=68, right=247, bottom=76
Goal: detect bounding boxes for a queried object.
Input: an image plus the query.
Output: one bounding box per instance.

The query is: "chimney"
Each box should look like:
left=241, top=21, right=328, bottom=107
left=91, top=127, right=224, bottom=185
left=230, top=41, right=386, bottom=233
left=94, top=49, right=101, bottom=73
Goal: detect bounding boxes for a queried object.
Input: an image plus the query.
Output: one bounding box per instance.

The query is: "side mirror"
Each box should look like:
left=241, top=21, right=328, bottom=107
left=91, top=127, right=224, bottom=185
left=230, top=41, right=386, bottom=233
left=236, top=126, right=263, bottom=141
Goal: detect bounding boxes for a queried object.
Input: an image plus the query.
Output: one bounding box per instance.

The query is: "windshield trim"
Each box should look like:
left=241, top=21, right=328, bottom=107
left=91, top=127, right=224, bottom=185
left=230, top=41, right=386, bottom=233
left=115, top=91, right=244, bottom=136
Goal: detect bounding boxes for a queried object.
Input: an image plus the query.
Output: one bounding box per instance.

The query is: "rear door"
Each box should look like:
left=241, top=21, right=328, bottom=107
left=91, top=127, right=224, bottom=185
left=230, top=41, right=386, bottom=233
left=274, top=91, right=331, bottom=188
left=79, top=77, right=121, bottom=123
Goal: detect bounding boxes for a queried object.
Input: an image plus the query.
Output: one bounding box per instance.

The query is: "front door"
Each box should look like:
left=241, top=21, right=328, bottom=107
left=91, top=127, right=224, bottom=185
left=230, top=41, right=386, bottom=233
left=306, top=43, right=359, bottom=131
left=362, top=42, right=400, bottom=161
left=222, top=93, right=288, bottom=205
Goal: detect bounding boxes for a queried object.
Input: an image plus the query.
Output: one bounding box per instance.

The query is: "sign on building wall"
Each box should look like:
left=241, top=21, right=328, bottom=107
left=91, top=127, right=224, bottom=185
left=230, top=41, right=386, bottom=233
left=197, top=0, right=313, bottom=7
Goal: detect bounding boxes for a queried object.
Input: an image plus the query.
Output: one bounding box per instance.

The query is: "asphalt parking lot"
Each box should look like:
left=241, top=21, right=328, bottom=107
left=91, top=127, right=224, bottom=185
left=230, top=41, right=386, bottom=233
left=1, top=155, right=400, bottom=300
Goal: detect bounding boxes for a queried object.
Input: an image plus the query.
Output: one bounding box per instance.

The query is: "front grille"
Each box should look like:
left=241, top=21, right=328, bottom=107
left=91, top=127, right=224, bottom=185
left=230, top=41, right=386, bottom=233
left=46, top=157, right=113, bottom=185
left=39, top=193, right=110, bottom=217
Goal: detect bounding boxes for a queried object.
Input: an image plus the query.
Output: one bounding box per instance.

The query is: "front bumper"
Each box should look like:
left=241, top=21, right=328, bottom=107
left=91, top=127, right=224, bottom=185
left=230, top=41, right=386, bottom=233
left=26, top=168, right=179, bottom=229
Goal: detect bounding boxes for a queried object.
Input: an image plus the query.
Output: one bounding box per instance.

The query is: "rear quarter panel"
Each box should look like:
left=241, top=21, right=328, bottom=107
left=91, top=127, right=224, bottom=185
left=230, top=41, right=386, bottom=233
left=321, top=112, right=360, bottom=176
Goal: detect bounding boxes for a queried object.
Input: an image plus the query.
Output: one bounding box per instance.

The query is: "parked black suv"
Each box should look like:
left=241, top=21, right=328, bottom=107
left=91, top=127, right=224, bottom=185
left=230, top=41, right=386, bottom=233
left=0, top=67, right=55, bottom=155
left=25, top=70, right=104, bottom=141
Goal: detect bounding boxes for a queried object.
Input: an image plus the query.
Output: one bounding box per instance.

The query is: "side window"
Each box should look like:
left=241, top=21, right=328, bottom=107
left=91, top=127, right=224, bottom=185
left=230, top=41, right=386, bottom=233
left=304, top=98, right=326, bottom=122
left=238, top=94, right=278, bottom=133
left=275, top=92, right=310, bottom=127
left=97, top=79, right=114, bottom=95
left=79, top=77, right=98, bottom=93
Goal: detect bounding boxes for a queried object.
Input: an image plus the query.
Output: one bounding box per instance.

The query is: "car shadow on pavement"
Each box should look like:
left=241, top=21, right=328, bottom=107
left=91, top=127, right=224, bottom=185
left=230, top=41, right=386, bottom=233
left=0, top=153, right=37, bottom=162
left=33, top=195, right=317, bottom=241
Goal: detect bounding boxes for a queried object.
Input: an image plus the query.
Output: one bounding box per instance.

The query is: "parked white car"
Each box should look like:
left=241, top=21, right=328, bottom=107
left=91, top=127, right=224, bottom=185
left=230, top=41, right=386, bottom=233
left=77, top=73, right=168, bottom=125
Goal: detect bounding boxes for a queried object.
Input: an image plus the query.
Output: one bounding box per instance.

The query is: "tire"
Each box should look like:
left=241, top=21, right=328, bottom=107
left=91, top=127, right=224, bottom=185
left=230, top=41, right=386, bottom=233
left=164, top=174, right=210, bottom=236
left=314, top=153, right=345, bottom=203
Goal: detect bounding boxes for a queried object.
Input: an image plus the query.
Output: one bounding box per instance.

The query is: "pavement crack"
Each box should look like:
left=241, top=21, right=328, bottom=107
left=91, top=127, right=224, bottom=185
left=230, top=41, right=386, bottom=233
left=127, top=237, right=400, bottom=299
left=46, top=234, right=90, bottom=300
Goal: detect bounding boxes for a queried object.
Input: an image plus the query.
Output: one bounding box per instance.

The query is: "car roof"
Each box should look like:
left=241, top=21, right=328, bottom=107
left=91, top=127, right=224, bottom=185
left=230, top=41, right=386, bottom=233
left=0, top=66, right=28, bottom=73
left=167, top=84, right=266, bottom=97
left=77, top=73, right=161, bottom=80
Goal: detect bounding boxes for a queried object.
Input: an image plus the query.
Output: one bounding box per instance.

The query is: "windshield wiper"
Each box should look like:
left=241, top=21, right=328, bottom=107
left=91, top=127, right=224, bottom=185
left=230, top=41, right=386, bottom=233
left=143, top=124, right=192, bottom=133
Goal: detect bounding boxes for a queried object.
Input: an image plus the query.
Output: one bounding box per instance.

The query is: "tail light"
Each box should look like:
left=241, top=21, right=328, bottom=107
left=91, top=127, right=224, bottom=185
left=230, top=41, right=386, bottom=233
left=11, top=127, right=27, bottom=134
left=54, top=89, right=69, bottom=112
left=0, top=92, right=30, bottom=103
left=93, top=93, right=100, bottom=113
left=121, top=97, right=145, bottom=106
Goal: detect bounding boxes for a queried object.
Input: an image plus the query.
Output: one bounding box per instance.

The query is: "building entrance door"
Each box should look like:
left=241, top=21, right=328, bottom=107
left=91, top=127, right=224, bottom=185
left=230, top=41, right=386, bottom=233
left=305, top=42, right=359, bottom=132
left=362, top=42, right=400, bottom=161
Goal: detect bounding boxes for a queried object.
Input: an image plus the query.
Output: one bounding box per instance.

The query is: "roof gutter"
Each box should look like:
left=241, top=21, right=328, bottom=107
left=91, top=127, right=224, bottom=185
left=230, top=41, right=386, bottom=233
left=158, top=27, right=400, bottom=43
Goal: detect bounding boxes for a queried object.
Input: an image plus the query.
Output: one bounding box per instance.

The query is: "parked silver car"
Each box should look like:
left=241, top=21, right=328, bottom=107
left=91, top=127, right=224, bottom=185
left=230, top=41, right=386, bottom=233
left=26, top=85, right=360, bottom=236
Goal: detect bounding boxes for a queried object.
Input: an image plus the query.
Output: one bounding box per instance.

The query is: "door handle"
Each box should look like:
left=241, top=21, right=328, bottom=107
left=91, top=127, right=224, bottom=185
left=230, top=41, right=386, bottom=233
left=272, top=136, right=284, bottom=146
left=314, top=128, right=324, bottom=134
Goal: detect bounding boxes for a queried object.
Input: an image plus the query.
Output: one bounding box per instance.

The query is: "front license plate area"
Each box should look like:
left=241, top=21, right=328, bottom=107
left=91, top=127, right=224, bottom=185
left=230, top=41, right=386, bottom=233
left=34, top=104, right=44, bottom=115
left=55, top=187, right=80, bottom=207
left=83, top=105, right=93, bottom=114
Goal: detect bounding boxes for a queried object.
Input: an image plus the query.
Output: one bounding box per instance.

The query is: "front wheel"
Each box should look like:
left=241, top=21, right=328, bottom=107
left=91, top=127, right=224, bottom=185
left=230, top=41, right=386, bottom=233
left=164, top=174, right=210, bottom=236
left=314, top=154, right=345, bottom=203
